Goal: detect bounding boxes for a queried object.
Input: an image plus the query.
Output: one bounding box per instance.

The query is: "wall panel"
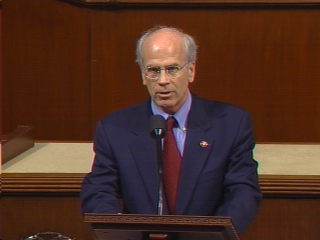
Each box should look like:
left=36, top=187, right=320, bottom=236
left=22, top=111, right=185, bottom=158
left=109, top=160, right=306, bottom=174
left=2, top=0, right=92, bottom=140
left=2, top=196, right=93, bottom=240
left=2, top=0, right=320, bottom=142
left=89, top=5, right=320, bottom=142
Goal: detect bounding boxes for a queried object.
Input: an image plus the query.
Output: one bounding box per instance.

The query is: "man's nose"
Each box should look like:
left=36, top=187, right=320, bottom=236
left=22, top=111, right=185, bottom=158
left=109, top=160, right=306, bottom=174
left=157, top=70, right=170, bottom=85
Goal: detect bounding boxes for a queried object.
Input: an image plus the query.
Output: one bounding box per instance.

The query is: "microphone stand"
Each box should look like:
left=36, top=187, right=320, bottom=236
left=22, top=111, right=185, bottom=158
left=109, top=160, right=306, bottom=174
left=149, top=114, right=166, bottom=215
left=154, top=129, right=164, bottom=215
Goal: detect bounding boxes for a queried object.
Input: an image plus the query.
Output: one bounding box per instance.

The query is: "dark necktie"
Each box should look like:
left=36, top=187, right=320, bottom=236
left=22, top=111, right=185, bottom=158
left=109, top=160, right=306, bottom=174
left=163, top=116, right=182, bottom=214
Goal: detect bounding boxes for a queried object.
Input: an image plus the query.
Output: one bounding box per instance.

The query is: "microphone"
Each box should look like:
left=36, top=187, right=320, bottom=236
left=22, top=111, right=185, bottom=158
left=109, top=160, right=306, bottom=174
left=149, top=115, right=166, bottom=215
left=149, top=115, right=167, bottom=139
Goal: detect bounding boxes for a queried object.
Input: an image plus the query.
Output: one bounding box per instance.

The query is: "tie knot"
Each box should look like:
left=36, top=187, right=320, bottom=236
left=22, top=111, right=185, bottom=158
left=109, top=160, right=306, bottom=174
left=166, top=116, right=177, bottom=132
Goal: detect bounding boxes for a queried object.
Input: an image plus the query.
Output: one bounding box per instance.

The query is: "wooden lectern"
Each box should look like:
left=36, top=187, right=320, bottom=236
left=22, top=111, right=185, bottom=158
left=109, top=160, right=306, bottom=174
left=85, top=214, right=240, bottom=240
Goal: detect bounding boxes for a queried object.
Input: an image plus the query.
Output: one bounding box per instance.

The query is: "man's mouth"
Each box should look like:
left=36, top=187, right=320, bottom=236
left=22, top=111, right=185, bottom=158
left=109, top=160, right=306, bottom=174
left=157, top=91, right=173, bottom=97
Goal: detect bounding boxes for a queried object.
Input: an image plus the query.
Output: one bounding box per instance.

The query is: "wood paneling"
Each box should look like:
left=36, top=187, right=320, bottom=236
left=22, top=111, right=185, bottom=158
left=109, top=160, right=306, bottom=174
left=2, top=196, right=319, bottom=240
left=1, top=196, right=93, bottom=240
left=242, top=198, right=320, bottom=240
left=2, top=173, right=84, bottom=193
left=2, top=0, right=92, bottom=140
left=2, top=173, right=320, bottom=196
left=89, top=6, right=320, bottom=143
left=2, top=0, right=320, bottom=142
left=259, top=175, right=320, bottom=196
left=1, top=173, right=320, bottom=240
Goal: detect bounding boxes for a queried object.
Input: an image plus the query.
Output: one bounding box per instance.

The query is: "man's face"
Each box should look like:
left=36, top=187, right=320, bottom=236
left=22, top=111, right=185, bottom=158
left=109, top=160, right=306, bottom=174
left=141, top=30, right=195, bottom=115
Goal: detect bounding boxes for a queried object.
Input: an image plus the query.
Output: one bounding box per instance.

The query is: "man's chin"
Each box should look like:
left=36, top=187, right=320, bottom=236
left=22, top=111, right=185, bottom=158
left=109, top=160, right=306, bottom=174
left=155, top=99, right=173, bottom=108
left=155, top=101, right=176, bottom=114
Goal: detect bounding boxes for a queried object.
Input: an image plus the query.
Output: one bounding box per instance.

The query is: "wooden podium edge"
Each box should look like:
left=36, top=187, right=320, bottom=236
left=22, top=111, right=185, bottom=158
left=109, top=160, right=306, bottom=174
left=84, top=214, right=240, bottom=240
left=84, top=213, right=232, bottom=226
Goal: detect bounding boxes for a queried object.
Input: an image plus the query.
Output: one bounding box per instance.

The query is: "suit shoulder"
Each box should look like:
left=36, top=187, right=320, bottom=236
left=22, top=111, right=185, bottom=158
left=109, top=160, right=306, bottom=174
left=197, top=97, right=249, bottom=117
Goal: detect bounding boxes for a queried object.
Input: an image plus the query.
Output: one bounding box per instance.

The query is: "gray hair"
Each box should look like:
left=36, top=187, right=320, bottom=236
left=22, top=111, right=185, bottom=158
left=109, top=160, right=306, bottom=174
left=135, top=26, right=197, bottom=68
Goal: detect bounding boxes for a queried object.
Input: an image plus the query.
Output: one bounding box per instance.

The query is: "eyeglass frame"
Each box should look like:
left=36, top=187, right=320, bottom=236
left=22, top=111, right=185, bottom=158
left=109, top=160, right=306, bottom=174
left=143, top=62, right=188, bottom=80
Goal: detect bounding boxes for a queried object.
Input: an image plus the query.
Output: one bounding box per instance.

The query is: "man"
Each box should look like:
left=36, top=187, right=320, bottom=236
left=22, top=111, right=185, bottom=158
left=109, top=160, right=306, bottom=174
left=81, top=26, right=262, bottom=235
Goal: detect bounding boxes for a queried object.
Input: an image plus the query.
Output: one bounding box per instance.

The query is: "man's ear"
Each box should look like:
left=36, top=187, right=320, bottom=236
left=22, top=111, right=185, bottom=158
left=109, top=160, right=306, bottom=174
left=141, top=70, right=147, bottom=85
left=142, top=76, right=147, bottom=85
left=188, top=62, right=196, bottom=83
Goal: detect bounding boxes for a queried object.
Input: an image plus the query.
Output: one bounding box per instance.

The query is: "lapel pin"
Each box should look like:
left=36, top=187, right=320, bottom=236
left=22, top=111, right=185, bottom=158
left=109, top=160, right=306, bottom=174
left=199, top=141, right=209, bottom=148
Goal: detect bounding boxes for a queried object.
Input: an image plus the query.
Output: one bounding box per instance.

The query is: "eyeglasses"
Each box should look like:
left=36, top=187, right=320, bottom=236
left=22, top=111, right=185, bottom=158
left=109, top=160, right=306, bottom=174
left=143, top=63, right=188, bottom=80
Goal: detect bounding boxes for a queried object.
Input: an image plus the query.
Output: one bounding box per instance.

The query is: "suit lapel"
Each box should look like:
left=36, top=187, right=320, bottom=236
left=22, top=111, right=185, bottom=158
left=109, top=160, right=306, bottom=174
left=176, top=96, right=216, bottom=214
left=127, top=101, right=160, bottom=207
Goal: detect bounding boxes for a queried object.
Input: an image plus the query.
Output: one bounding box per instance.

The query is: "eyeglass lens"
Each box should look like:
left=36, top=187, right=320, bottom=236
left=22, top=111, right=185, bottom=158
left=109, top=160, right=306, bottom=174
left=145, top=65, right=184, bottom=79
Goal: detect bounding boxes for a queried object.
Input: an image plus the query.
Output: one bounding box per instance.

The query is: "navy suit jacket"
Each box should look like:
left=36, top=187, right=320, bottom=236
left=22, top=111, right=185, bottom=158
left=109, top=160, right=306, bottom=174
left=81, top=94, right=262, bottom=235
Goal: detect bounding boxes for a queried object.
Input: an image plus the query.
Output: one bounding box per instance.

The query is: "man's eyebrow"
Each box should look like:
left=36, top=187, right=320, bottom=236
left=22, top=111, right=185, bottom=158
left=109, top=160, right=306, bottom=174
left=146, top=62, right=180, bottom=68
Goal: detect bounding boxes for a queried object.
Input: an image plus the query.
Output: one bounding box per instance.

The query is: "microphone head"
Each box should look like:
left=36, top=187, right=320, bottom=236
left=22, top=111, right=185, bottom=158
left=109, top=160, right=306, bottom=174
left=149, top=115, right=167, bottom=139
